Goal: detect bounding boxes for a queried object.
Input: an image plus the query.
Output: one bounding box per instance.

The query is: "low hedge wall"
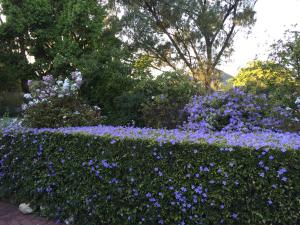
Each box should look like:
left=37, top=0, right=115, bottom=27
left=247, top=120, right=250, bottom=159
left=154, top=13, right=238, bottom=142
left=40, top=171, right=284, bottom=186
left=0, top=129, right=300, bottom=225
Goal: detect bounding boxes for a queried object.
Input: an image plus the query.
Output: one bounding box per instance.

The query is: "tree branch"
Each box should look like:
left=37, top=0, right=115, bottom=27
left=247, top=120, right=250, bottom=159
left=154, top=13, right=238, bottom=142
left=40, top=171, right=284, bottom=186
left=143, top=1, right=196, bottom=75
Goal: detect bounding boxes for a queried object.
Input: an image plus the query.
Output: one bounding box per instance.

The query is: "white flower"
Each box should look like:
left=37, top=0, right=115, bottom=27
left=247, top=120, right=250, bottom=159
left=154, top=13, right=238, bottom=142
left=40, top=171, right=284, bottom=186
left=40, top=205, right=46, bottom=212
left=58, top=94, right=64, bottom=98
left=19, top=203, right=33, bottom=214
left=63, top=78, right=70, bottom=91
left=70, top=83, right=78, bottom=91
left=64, top=216, right=74, bottom=225
left=23, top=93, right=32, bottom=99
left=56, top=80, right=63, bottom=86
left=33, top=99, right=40, bottom=104
left=285, top=107, right=292, bottom=111
left=295, top=97, right=300, bottom=105
left=21, top=104, right=28, bottom=110
left=93, top=106, right=101, bottom=111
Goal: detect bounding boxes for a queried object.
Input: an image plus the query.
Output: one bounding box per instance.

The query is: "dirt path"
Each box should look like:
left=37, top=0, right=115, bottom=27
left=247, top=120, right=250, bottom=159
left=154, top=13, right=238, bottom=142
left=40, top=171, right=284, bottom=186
left=0, top=202, right=59, bottom=225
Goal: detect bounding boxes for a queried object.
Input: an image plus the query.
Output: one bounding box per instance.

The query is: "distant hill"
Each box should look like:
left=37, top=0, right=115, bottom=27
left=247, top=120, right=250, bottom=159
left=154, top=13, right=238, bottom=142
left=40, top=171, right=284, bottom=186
left=219, top=70, right=233, bottom=84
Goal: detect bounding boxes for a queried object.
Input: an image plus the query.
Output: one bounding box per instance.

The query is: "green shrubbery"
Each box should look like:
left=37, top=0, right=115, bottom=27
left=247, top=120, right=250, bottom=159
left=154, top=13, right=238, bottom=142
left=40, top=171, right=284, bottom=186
left=22, top=96, right=101, bottom=128
left=140, top=72, right=203, bottom=129
left=1, top=130, right=299, bottom=225
left=110, top=71, right=203, bottom=128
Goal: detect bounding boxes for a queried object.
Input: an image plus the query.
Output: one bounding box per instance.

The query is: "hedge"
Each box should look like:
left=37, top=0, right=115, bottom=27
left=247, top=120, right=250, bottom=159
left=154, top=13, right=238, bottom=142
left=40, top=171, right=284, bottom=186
left=0, top=127, right=300, bottom=225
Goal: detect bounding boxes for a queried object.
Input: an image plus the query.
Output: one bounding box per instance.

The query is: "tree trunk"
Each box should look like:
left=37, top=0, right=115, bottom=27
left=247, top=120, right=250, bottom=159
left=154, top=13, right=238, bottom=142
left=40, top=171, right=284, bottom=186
left=19, top=36, right=30, bottom=93
left=21, top=79, right=30, bottom=93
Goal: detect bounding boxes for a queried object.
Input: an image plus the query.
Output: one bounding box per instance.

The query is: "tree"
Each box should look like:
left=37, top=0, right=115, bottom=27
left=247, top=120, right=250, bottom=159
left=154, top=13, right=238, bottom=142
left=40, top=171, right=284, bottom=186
left=0, top=0, right=129, bottom=94
left=232, top=60, right=300, bottom=108
left=269, top=28, right=300, bottom=81
left=116, top=0, right=257, bottom=91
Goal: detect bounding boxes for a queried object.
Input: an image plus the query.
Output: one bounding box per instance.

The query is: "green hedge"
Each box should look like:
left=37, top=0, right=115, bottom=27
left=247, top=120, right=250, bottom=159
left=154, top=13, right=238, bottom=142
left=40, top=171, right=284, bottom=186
left=0, top=131, right=299, bottom=225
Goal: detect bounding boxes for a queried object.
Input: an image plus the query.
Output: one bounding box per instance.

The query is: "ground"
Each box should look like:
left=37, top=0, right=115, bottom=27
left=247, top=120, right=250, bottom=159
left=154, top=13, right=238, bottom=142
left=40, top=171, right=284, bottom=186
left=0, top=202, right=58, bottom=225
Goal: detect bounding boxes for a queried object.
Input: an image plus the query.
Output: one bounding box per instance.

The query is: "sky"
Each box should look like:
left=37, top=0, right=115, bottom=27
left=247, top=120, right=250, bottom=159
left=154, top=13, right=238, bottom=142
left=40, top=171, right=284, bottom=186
left=220, top=0, right=300, bottom=76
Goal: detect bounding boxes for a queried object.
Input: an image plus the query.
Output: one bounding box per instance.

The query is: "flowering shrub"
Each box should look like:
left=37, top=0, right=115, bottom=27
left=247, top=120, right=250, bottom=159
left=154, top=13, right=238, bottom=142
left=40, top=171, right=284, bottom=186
left=184, top=88, right=291, bottom=132
left=22, top=72, right=101, bottom=128
left=0, top=126, right=299, bottom=225
left=22, top=71, right=83, bottom=110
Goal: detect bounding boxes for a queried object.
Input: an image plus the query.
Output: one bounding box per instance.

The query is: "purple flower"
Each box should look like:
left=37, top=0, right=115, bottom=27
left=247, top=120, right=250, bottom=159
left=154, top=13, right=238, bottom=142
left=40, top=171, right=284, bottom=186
left=154, top=202, right=161, bottom=207
left=232, top=213, right=238, bottom=219
left=277, top=168, right=287, bottom=176
left=146, top=193, right=152, bottom=198
left=180, top=187, right=187, bottom=192
left=267, top=200, right=273, bottom=205
left=259, top=172, right=265, bottom=177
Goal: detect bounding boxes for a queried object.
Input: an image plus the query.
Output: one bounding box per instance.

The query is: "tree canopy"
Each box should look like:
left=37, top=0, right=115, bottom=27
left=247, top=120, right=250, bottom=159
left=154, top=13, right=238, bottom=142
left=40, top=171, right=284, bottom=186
left=0, top=0, right=128, bottom=93
left=269, top=28, right=300, bottom=81
left=116, top=0, right=257, bottom=90
left=232, top=60, right=300, bottom=108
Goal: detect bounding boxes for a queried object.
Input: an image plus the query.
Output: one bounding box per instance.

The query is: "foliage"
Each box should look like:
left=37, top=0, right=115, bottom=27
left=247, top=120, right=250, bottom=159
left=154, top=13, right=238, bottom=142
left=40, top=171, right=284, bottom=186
left=0, top=91, right=23, bottom=117
left=22, top=72, right=101, bottom=128
left=269, top=28, right=300, bottom=81
left=0, top=0, right=129, bottom=93
left=111, top=78, right=159, bottom=126
left=184, top=88, right=291, bottom=132
left=82, top=65, right=135, bottom=125
left=117, top=0, right=257, bottom=90
left=0, top=114, right=21, bottom=131
left=141, top=72, right=204, bottom=128
left=0, top=126, right=299, bottom=225
left=232, top=60, right=300, bottom=106
left=22, top=96, right=101, bottom=128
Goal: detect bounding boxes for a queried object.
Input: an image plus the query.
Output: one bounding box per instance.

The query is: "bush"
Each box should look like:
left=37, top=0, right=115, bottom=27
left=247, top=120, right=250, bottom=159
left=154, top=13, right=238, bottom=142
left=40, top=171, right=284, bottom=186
left=111, top=78, right=160, bottom=127
left=0, top=126, right=299, bottom=225
left=0, top=91, right=23, bottom=117
left=22, top=72, right=101, bottom=128
left=184, top=88, right=291, bottom=132
left=141, top=72, right=204, bottom=129
left=232, top=60, right=300, bottom=110
left=22, top=96, right=101, bottom=128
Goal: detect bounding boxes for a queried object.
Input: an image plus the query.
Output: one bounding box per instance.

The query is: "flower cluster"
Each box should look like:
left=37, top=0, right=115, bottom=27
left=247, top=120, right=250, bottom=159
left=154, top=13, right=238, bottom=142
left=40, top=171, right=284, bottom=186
left=22, top=71, right=83, bottom=110
left=14, top=125, right=299, bottom=151
left=184, top=88, right=291, bottom=132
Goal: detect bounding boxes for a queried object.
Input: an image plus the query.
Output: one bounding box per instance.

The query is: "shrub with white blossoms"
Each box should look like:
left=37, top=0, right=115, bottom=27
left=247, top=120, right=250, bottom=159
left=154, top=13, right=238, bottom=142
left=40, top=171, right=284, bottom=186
left=22, top=71, right=101, bottom=128
left=22, top=71, right=83, bottom=110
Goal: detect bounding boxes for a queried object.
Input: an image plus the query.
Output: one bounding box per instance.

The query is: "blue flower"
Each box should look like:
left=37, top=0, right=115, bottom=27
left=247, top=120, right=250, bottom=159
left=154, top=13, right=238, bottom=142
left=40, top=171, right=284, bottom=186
left=146, top=193, right=152, bottom=198
left=267, top=199, right=273, bottom=205
left=277, top=168, right=287, bottom=176
left=259, top=172, right=265, bottom=177
left=232, top=213, right=238, bottom=219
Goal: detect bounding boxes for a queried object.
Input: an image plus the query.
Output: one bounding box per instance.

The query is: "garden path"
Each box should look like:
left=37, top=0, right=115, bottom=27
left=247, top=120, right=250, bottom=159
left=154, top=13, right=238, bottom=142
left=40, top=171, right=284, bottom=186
left=0, top=202, right=58, bottom=225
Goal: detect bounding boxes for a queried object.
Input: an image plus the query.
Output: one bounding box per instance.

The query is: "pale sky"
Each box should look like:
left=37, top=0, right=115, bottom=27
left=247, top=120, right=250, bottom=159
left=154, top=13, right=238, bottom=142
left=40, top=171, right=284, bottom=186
left=220, top=0, right=300, bottom=76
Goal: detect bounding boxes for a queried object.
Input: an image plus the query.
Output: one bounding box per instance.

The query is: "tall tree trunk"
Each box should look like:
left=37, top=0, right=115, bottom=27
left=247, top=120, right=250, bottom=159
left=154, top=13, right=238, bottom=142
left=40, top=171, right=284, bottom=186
left=19, top=36, right=30, bottom=93
left=21, top=79, right=30, bottom=93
